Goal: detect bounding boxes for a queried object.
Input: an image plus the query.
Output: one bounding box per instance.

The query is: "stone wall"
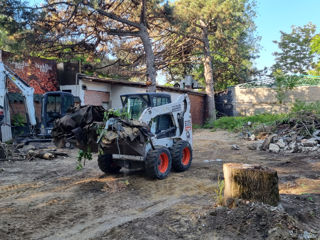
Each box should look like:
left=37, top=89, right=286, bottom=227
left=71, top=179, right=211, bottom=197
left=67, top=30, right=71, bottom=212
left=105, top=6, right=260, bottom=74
left=231, top=85, right=320, bottom=116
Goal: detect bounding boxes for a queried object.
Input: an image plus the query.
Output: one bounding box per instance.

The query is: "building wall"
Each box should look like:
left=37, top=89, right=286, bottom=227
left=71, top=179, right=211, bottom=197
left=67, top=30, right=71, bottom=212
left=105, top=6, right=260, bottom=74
left=79, top=79, right=111, bottom=105
left=60, top=85, right=80, bottom=97
left=110, top=84, right=206, bottom=125
left=231, top=85, right=320, bottom=116
left=188, top=94, right=206, bottom=125
left=67, top=78, right=207, bottom=125
left=84, top=90, right=110, bottom=106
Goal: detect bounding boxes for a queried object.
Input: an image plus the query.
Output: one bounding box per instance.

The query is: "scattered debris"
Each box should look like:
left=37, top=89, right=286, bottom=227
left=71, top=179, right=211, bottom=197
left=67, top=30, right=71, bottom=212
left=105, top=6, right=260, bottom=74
left=0, top=142, right=68, bottom=161
left=231, top=144, right=240, bottom=150
left=269, top=143, right=280, bottom=153
left=247, top=113, right=320, bottom=155
left=261, top=134, right=278, bottom=151
left=203, top=159, right=223, bottom=163
left=249, top=134, right=256, bottom=141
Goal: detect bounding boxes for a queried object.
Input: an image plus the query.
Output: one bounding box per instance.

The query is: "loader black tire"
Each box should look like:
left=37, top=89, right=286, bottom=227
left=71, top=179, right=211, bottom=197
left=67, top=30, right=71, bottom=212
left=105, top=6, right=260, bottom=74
left=145, top=147, right=172, bottom=180
left=171, top=140, right=192, bottom=172
left=97, top=154, right=121, bottom=174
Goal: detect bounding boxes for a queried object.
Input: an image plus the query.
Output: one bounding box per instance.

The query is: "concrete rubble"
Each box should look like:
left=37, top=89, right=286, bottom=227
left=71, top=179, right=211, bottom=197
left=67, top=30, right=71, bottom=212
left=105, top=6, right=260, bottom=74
left=248, top=130, right=320, bottom=155
left=246, top=112, right=320, bottom=155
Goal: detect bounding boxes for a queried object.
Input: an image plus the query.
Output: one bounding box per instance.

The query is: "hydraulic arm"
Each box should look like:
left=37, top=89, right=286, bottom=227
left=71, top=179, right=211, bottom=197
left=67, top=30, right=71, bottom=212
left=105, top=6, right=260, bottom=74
left=0, top=59, right=37, bottom=140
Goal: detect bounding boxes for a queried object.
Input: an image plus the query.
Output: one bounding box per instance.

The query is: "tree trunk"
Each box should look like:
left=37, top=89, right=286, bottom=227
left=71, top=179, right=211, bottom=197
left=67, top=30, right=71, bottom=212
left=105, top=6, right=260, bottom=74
left=140, top=26, right=157, bottom=92
left=202, top=27, right=216, bottom=120
left=223, top=163, right=280, bottom=206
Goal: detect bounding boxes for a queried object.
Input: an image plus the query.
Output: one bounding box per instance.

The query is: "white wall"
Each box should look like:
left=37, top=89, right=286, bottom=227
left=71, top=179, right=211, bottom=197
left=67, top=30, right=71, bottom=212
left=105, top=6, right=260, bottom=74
left=60, top=85, right=80, bottom=97
left=110, top=85, right=146, bottom=109
left=158, top=89, right=181, bottom=102
left=63, top=80, right=187, bottom=108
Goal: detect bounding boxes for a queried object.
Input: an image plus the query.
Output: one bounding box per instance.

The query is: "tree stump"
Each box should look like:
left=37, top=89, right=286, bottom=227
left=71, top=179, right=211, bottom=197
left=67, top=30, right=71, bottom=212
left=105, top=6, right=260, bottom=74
left=223, top=163, right=280, bottom=206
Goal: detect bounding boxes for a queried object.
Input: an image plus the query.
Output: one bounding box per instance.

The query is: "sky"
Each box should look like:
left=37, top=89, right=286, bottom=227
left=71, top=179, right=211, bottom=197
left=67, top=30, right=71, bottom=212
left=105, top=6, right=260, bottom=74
left=255, top=0, right=320, bottom=70
left=26, top=0, right=320, bottom=75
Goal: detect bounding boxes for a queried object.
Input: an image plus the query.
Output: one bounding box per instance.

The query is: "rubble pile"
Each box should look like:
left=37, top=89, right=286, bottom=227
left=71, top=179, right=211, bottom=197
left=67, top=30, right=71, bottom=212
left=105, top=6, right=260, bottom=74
left=52, top=105, right=105, bottom=151
left=99, top=118, right=152, bottom=147
left=52, top=105, right=152, bottom=152
left=248, top=113, right=320, bottom=154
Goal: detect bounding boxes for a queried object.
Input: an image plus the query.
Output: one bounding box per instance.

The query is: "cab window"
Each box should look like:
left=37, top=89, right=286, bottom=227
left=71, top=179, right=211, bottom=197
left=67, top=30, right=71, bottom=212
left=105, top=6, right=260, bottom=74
left=124, top=96, right=148, bottom=120
left=152, top=97, right=169, bottom=107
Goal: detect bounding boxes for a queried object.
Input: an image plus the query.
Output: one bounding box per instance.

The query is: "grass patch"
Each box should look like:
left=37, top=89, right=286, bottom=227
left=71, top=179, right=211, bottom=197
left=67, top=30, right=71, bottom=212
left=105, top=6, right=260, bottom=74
left=291, top=100, right=320, bottom=115
left=205, top=113, right=288, bottom=132
left=206, top=101, right=320, bottom=132
left=192, top=124, right=202, bottom=130
left=214, top=176, right=225, bottom=206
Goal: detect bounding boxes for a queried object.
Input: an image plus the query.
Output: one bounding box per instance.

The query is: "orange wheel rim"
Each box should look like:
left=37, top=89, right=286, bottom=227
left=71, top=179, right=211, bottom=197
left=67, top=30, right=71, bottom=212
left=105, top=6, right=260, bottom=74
left=182, top=147, right=191, bottom=165
left=158, top=153, right=169, bottom=173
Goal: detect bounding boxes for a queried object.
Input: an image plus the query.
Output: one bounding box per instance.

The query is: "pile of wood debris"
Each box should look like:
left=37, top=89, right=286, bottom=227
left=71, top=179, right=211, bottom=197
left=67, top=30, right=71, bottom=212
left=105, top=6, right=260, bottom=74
left=52, top=105, right=152, bottom=153
left=0, top=142, right=68, bottom=161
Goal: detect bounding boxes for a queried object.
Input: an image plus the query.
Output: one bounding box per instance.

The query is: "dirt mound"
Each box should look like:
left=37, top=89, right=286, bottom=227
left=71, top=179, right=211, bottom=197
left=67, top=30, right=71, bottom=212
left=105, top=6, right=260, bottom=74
left=206, top=200, right=319, bottom=240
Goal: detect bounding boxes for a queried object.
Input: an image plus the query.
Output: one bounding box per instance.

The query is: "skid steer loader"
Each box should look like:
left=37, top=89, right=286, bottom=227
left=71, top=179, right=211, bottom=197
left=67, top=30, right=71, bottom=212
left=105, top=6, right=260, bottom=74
left=97, top=93, right=193, bottom=179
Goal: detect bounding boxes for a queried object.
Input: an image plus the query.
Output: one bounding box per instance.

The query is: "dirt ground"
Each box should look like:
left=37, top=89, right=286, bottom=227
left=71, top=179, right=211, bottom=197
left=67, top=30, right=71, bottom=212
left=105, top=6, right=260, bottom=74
left=0, top=129, right=320, bottom=240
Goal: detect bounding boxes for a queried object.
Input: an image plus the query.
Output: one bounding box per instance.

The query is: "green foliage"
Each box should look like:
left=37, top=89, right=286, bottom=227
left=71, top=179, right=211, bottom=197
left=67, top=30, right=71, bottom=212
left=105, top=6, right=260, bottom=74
left=103, top=109, right=128, bottom=121
left=296, top=76, right=320, bottom=86
left=272, top=23, right=317, bottom=75
left=291, top=100, right=320, bottom=115
left=192, top=124, right=202, bottom=130
left=96, top=109, right=129, bottom=143
left=0, top=0, right=39, bottom=53
left=11, top=113, right=26, bottom=127
left=310, top=34, right=320, bottom=75
left=164, top=0, right=259, bottom=91
left=311, top=34, right=320, bottom=54
left=206, top=101, right=320, bottom=133
left=214, top=175, right=225, bottom=206
left=76, top=148, right=92, bottom=170
left=163, top=82, right=174, bottom=87
left=205, top=113, right=288, bottom=131
left=273, top=71, right=301, bottom=104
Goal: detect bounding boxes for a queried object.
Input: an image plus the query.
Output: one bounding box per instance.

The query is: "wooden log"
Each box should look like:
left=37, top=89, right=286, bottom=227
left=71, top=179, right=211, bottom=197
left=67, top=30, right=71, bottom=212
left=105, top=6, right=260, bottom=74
left=223, top=163, right=280, bottom=206
left=27, top=150, right=55, bottom=160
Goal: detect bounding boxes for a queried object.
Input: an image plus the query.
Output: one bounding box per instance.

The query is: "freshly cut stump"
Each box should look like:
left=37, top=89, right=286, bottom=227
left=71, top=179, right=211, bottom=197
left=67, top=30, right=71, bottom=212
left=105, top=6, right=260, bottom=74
left=223, top=163, right=279, bottom=206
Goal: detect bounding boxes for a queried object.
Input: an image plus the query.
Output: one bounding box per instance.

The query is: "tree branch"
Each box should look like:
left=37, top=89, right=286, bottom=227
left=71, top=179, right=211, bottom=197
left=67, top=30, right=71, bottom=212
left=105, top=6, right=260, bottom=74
left=89, top=4, right=141, bottom=29
left=106, top=29, right=140, bottom=37
left=164, top=28, right=203, bottom=43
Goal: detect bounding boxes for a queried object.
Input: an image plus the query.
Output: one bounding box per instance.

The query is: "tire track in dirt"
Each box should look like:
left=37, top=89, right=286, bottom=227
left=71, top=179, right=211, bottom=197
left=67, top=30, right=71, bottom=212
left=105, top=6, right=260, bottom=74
left=42, top=197, right=182, bottom=240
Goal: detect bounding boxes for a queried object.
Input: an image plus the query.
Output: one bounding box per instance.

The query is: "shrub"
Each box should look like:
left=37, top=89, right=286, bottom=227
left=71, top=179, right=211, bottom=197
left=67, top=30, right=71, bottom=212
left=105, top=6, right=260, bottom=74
left=11, top=113, right=26, bottom=127
left=205, top=113, right=288, bottom=132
